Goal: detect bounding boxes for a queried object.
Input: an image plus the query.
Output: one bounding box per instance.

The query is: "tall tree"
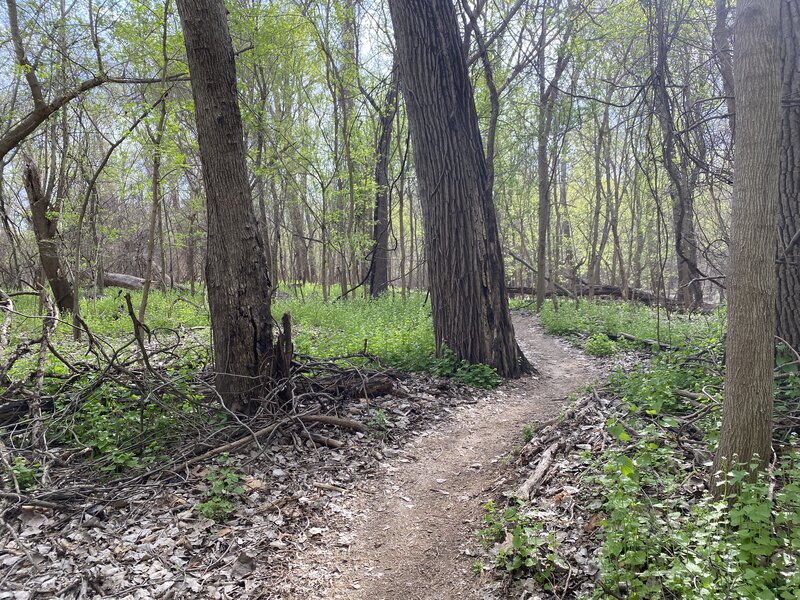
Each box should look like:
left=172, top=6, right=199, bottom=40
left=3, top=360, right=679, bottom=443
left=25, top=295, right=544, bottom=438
left=175, top=0, right=274, bottom=412
left=388, top=0, right=530, bottom=377
left=777, top=0, right=800, bottom=353
left=714, top=0, right=780, bottom=490
left=649, top=0, right=704, bottom=309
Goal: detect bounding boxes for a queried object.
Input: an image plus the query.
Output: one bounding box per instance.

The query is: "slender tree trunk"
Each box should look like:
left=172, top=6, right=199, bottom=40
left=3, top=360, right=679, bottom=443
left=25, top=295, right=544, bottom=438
left=140, top=0, right=170, bottom=322
left=175, top=0, right=274, bottom=412
left=370, top=77, right=398, bottom=298
left=714, top=0, right=737, bottom=137
left=777, top=0, right=800, bottom=352
left=23, top=162, right=75, bottom=313
left=388, top=0, right=529, bottom=377
left=714, top=0, right=780, bottom=491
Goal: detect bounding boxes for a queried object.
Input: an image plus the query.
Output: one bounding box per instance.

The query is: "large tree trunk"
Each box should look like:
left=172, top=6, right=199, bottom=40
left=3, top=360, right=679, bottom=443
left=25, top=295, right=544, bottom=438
left=175, top=0, right=274, bottom=413
left=388, top=0, right=529, bottom=377
left=23, top=162, right=75, bottom=313
left=714, top=0, right=780, bottom=491
left=777, top=0, right=800, bottom=353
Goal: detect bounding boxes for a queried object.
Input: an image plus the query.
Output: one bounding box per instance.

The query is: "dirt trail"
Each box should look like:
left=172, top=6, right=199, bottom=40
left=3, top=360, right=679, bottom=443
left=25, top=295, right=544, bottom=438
left=295, top=313, right=600, bottom=600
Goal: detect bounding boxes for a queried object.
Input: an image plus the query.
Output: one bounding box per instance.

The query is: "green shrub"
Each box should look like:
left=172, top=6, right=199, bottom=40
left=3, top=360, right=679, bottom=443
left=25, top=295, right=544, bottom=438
left=195, top=454, right=246, bottom=522
left=431, top=347, right=500, bottom=389
left=584, top=333, right=617, bottom=357
left=477, top=500, right=562, bottom=587
left=4, top=456, right=41, bottom=491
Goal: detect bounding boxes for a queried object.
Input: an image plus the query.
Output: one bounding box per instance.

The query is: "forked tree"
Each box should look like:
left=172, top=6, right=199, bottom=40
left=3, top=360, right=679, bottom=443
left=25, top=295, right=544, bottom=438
left=714, top=0, right=780, bottom=491
left=175, top=0, right=274, bottom=412
left=387, top=0, right=530, bottom=377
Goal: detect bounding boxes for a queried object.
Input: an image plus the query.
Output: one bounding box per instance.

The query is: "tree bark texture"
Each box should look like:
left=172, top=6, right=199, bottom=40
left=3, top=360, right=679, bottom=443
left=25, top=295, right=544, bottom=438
left=388, top=0, right=529, bottom=377
left=777, top=0, right=800, bottom=353
left=23, top=162, right=75, bottom=313
left=714, top=0, right=780, bottom=489
left=175, top=0, right=274, bottom=412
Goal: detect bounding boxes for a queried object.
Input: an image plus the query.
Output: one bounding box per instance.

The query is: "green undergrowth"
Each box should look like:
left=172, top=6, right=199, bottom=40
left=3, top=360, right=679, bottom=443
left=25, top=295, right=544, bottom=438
left=2, top=286, right=500, bottom=490
left=480, top=299, right=800, bottom=599
left=6, top=286, right=500, bottom=383
left=535, top=298, right=725, bottom=348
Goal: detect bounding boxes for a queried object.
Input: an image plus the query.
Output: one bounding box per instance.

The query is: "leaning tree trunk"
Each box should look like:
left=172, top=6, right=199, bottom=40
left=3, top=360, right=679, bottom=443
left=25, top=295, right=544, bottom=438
left=388, top=0, right=529, bottom=377
left=23, top=162, right=75, bottom=313
left=175, top=0, right=274, bottom=413
left=777, top=0, right=800, bottom=353
left=713, top=0, right=780, bottom=492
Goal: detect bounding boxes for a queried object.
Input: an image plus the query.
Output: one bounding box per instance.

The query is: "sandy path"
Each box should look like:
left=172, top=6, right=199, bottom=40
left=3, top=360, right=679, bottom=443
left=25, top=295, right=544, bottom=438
left=291, top=313, right=599, bottom=600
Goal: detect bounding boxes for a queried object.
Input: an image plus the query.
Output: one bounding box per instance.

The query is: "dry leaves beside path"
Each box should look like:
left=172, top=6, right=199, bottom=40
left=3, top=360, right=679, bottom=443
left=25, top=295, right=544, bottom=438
left=285, top=313, right=601, bottom=600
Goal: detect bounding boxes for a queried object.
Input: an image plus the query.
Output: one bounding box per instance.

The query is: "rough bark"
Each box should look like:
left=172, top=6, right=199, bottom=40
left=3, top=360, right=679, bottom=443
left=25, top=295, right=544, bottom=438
left=714, top=0, right=780, bottom=491
left=388, top=0, right=529, bottom=377
left=23, top=162, right=75, bottom=313
left=175, top=0, right=274, bottom=412
left=777, top=0, right=800, bottom=353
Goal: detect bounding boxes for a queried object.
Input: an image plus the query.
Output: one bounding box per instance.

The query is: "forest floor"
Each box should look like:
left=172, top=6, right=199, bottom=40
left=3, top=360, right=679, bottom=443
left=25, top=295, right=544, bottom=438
left=0, top=309, right=605, bottom=600
left=283, top=312, right=603, bottom=599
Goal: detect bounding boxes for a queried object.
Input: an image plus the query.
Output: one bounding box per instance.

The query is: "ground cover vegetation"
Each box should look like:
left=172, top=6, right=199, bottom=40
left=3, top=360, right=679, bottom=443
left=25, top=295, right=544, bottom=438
left=477, top=300, right=800, bottom=598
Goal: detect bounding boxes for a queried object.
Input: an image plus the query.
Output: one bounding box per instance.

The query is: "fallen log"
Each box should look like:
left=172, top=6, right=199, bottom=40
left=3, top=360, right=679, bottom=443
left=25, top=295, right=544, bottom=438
left=506, top=283, right=715, bottom=313
left=308, top=372, right=395, bottom=399
left=102, top=272, right=145, bottom=290
left=614, top=332, right=672, bottom=352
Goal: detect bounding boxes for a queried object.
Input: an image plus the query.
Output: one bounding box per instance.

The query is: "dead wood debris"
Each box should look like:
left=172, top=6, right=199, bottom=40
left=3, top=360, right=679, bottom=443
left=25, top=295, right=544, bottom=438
left=0, top=313, right=476, bottom=599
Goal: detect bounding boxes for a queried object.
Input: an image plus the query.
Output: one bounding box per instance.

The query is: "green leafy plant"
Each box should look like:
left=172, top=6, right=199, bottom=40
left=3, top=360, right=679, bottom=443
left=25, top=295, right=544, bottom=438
left=368, top=408, right=392, bottom=432
left=522, top=423, right=536, bottom=444
left=195, top=454, right=246, bottom=522
left=431, top=348, right=500, bottom=389
left=584, top=333, right=616, bottom=357
left=477, top=500, right=561, bottom=587
left=5, top=456, right=41, bottom=491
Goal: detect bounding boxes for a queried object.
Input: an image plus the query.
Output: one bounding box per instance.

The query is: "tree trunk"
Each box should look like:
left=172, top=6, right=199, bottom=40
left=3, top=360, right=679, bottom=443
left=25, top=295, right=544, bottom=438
left=714, top=0, right=780, bottom=490
left=777, top=0, right=800, bottom=353
left=714, top=0, right=736, bottom=137
left=651, top=1, right=704, bottom=309
left=175, top=0, right=274, bottom=412
left=23, top=161, right=75, bottom=313
left=388, top=0, right=529, bottom=377
left=369, top=77, right=398, bottom=298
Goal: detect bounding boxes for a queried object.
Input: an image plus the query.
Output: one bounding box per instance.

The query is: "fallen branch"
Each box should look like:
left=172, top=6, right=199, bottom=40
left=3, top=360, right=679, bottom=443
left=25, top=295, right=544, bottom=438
left=298, top=414, right=369, bottom=433
left=616, top=332, right=672, bottom=352
left=515, top=440, right=561, bottom=499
